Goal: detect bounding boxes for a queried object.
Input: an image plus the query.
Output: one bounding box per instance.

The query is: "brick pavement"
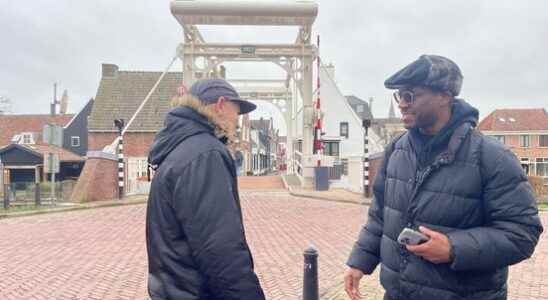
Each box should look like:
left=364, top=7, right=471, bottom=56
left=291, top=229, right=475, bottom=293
left=0, top=191, right=546, bottom=299
left=238, top=176, right=286, bottom=190
left=281, top=174, right=369, bottom=205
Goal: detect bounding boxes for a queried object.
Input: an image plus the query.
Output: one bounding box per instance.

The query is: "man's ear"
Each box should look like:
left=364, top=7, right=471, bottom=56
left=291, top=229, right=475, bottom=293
left=215, top=96, right=226, bottom=112
left=438, top=93, right=452, bottom=108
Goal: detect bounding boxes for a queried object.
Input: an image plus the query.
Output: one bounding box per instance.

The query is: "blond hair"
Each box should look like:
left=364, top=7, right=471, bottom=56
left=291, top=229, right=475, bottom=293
left=170, top=94, right=238, bottom=155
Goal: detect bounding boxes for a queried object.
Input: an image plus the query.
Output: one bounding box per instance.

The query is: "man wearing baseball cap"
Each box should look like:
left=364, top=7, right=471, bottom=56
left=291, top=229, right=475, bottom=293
left=146, top=79, right=265, bottom=299
left=344, top=55, right=543, bottom=300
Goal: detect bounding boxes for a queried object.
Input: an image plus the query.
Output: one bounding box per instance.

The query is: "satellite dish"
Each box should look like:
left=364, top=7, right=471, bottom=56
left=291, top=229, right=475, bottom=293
left=60, top=90, right=68, bottom=114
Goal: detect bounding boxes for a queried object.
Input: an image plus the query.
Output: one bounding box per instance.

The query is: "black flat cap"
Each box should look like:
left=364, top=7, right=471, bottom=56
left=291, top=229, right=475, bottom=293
left=384, top=55, right=463, bottom=96
left=190, top=79, right=257, bottom=114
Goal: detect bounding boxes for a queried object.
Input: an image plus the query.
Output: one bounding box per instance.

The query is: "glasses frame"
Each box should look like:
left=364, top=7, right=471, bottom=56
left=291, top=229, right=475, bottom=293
left=393, top=90, right=415, bottom=105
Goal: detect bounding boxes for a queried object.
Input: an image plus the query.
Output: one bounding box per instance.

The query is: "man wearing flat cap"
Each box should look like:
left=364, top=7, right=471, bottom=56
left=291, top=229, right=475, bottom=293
left=146, top=79, right=265, bottom=299
left=344, top=55, right=543, bottom=300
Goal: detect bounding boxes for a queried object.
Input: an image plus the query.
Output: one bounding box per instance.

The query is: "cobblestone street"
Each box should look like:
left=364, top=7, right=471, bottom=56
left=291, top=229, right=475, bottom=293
left=0, top=191, right=546, bottom=299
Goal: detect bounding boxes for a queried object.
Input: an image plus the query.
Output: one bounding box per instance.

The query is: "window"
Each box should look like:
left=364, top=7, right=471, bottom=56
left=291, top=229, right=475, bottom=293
left=357, top=105, right=364, bottom=113
left=71, top=136, right=81, bottom=147
left=519, top=135, right=530, bottom=148
left=540, top=135, right=548, bottom=147
left=136, top=159, right=148, bottom=178
left=324, top=141, right=340, bottom=157
left=340, top=122, right=349, bottom=138
left=22, top=133, right=34, bottom=144
left=536, top=158, right=548, bottom=177
left=493, top=135, right=505, bottom=144
left=341, top=158, right=349, bottom=175
left=521, top=158, right=530, bottom=175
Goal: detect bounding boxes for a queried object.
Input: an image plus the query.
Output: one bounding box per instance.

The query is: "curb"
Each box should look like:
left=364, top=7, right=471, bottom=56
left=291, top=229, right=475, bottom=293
left=281, top=174, right=371, bottom=206
left=0, top=197, right=147, bottom=219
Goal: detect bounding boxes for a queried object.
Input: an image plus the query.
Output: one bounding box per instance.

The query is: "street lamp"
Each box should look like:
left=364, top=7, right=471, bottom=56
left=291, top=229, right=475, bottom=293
left=362, top=119, right=371, bottom=198
left=114, top=119, right=125, bottom=199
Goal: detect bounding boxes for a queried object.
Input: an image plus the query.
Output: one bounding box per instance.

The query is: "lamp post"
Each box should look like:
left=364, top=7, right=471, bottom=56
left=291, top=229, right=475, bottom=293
left=362, top=119, right=371, bottom=198
left=114, top=119, right=125, bottom=199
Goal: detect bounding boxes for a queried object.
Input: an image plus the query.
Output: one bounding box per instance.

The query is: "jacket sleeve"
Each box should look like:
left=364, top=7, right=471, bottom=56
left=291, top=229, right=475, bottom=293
left=346, top=150, right=388, bottom=274
left=447, top=149, right=543, bottom=272
left=173, top=150, right=265, bottom=300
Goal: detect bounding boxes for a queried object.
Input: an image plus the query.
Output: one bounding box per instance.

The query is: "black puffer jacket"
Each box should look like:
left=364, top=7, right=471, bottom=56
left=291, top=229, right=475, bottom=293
left=146, top=106, right=265, bottom=300
left=347, top=99, right=543, bottom=300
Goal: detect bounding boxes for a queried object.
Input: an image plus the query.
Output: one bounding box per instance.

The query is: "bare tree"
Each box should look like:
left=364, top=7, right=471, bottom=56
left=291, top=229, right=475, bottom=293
left=0, top=96, right=12, bottom=114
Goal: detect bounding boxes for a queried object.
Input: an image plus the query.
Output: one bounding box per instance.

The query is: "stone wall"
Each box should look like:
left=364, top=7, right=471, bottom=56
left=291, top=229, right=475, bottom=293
left=70, top=152, right=118, bottom=202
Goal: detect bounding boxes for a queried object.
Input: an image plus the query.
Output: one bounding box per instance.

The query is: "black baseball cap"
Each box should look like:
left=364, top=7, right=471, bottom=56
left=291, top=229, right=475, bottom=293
left=189, top=79, right=257, bottom=114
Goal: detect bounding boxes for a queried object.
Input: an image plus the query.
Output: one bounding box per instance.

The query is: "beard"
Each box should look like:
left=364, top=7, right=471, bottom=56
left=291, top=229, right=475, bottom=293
left=415, top=112, right=437, bottom=131
left=212, top=113, right=239, bottom=156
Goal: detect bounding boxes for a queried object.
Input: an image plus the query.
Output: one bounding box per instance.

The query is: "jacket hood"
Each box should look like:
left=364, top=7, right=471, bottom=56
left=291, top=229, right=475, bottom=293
left=148, top=94, right=238, bottom=168
left=449, top=98, right=479, bottom=127
left=148, top=106, right=214, bottom=167
left=410, top=98, right=479, bottom=167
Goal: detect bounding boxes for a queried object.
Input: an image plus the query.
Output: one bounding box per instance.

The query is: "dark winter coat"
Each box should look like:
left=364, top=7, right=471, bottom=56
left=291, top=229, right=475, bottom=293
left=146, top=106, right=265, bottom=300
left=347, top=99, right=543, bottom=300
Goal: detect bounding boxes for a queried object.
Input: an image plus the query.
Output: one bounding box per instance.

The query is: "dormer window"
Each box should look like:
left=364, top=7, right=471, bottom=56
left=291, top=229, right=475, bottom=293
left=11, top=134, right=21, bottom=144
left=21, top=133, right=35, bottom=144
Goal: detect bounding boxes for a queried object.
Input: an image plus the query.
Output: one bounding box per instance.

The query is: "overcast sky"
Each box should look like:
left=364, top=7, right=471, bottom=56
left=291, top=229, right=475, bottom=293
left=1, top=0, right=547, bottom=133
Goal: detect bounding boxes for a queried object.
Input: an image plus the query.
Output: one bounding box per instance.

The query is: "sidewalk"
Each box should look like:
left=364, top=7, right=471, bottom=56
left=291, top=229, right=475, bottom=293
left=281, top=174, right=372, bottom=205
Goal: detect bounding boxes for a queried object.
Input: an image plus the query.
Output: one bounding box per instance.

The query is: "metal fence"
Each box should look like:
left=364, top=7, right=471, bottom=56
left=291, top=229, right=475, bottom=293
left=328, top=164, right=344, bottom=180
left=2, top=180, right=76, bottom=207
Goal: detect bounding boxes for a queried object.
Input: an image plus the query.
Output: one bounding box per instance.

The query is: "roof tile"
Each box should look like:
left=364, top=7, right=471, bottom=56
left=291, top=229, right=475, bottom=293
left=478, top=108, right=548, bottom=132
left=0, top=114, right=74, bottom=147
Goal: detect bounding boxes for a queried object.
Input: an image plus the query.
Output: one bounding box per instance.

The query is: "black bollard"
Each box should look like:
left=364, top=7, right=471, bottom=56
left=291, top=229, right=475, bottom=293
left=303, top=246, right=319, bottom=300
left=3, top=184, right=9, bottom=209
left=35, top=183, right=41, bottom=206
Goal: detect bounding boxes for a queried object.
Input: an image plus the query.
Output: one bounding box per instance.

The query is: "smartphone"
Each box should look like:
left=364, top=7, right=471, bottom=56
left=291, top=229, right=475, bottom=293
left=397, top=228, right=430, bottom=245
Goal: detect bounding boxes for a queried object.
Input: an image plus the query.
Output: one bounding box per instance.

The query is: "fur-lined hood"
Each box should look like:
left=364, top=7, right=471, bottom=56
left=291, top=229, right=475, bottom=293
left=148, top=95, right=236, bottom=168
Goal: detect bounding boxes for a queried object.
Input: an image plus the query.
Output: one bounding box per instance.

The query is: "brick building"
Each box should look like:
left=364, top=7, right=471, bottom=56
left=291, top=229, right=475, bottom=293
left=0, top=100, right=93, bottom=187
left=0, top=114, right=74, bottom=148
left=88, top=64, right=184, bottom=194
left=88, top=64, right=277, bottom=194
left=478, top=108, right=548, bottom=180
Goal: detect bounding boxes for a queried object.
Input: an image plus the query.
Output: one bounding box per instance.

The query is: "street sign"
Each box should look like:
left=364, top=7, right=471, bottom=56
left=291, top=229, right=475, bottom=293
left=3, top=169, right=10, bottom=185
left=43, top=124, right=64, bottom=147
left=241, top=45, right=256, bottom=55
left=44, top=153, right=60, bottom=174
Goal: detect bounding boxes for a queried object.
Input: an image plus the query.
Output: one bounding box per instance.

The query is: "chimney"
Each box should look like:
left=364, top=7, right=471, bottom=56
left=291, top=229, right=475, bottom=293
left=102, top=64, right=119, bottom=78
left=60, top=90, right=68, bottom=115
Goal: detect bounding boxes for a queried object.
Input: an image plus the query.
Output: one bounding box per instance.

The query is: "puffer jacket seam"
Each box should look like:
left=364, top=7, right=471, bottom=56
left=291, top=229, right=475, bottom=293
left=381, top=233, right=398, bottom=242
left=400, top=279, right=465, bottom=296
left=404, top=277, right=505, bottom=294
left=414, top=187, right=477, bottom=199
left=480, top=145, right=508, bottom=185
left=381, top=263, right=398, bottom=274
left=386, top=176, right=413, bottom=185
left=383, top=204, right=404, bottom=215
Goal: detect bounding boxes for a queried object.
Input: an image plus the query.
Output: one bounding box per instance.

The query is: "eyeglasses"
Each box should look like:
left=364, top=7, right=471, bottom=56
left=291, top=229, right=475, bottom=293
left=393, top=90, right=415, bottom=105
left=393, top=88, right=450, bottom=105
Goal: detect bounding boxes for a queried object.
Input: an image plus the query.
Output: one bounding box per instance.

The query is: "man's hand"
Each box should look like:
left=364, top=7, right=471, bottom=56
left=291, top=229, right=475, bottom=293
left=344, top=267, right=364, bottom=300
left=406, top=226, right=452, bottom=264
